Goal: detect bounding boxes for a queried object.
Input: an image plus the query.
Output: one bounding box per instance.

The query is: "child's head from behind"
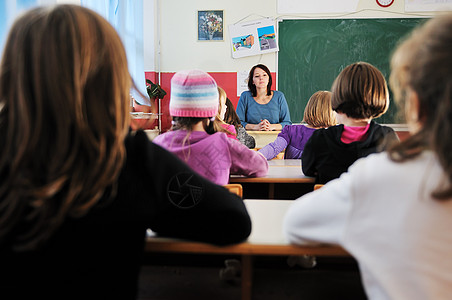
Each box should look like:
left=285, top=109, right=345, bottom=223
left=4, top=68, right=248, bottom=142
left=389, top=14, right=452, bottom=199
left=169, top=69, right=219, bottom=132
left=0, top=4, right=131, bottom=143
left=331, top=62, right=389, bottom=120
left=224, top=98, right=241, bottom=127
left=390, top=15, right=452, bottom=135
left=213, top=86, right=235, bottom=136
left=0, top=4, right=131, bottom=249
left=217, top=86, right=227, bottom=121
left=303, top=91, right=336, bottom=128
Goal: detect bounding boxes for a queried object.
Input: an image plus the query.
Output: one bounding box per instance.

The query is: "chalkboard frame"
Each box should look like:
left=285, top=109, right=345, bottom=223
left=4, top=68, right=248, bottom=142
left=277, top=18, right=427, bottom=124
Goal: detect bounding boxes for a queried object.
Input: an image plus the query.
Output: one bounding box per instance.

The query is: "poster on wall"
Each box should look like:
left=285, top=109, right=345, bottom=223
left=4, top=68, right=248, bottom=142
left=198, top=10, right=224, bottom=41
left=237, top=71, right=249, bottom=96
left=229, top=18, right=278, bottom=59
left=405, top=0, right=452, bottom=12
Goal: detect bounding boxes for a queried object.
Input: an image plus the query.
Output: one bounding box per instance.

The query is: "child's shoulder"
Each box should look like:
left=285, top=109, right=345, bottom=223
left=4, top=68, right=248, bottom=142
left=369, top=121, right=396, bottom=134
left=309, top=124, right=342, bottom=139
left=282, top=123, right=310, bottom=132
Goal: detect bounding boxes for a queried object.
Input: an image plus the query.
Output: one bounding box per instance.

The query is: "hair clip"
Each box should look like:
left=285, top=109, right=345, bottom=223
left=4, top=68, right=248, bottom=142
left=210, top=117, right=215, bottom=121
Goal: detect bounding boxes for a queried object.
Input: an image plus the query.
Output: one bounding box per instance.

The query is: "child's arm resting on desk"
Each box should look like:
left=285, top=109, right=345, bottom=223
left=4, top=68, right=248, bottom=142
left=258, top=132, right=288, bottom=160
left=134, top=131, right=252, bottom=245
left=229, top=138, right=269, bottom=177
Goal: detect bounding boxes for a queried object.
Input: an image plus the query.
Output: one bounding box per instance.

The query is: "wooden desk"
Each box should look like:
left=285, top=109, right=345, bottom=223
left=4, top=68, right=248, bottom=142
left=229, top=159, right=314, bottom=199
left=146, top=199, right=348, bottom=300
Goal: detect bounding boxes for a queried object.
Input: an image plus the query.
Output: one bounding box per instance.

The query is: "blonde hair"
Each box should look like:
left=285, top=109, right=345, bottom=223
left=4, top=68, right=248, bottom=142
left=303, top=91, right=337, bottom=128
left=0, top=5, right=131, bottom=250
left=389, top=15, right=452, bottom=200
left=213, top=86, right=236, bottom=136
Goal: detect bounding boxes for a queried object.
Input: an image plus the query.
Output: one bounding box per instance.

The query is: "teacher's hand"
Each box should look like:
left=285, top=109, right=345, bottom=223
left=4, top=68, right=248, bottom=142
left=259, top=119, right=271, bottom=131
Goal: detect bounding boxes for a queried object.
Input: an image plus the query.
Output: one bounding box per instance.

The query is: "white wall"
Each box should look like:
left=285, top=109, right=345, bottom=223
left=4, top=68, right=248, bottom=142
left=143, top=0, right=156, bottom=72
left=158, top=0, right=278, bottom=73
left=154, top=0, right=441, bottom=74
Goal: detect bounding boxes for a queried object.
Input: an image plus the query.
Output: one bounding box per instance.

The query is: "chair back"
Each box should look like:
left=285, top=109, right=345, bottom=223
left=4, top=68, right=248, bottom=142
left=224, top=184, right=243, bottom=198
left=313, top=184, right=324, bottom=191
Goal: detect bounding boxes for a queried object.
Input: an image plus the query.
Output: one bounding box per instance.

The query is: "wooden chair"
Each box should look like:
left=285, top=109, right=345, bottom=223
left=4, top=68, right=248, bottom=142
left=224, top=184, right=243, bottom=197
left=274, top=152, right=285, bottom=159
left=313, top=184, right=324, bottom=191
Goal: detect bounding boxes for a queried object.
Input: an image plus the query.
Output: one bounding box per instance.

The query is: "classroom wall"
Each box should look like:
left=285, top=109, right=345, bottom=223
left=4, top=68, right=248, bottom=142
left=145, top=0, right=443, bottom=131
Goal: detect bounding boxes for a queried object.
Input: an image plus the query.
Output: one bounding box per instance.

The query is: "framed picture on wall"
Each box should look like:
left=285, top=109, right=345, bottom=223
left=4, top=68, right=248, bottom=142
left=198, top=10, right=224, bottom=41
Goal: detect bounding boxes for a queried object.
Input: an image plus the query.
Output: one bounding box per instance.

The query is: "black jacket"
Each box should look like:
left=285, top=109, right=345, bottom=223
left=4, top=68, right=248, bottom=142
left=0, top=130, right=251, bottom=300
left=301, top=121, right=399, bottom=184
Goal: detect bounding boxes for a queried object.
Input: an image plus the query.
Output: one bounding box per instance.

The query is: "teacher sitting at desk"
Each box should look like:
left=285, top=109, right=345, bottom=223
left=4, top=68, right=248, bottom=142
left=236, top=64, right=292, bottom=131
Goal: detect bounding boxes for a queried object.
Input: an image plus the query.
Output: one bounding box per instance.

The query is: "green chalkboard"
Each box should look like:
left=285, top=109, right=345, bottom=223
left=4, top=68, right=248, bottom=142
left=278, top=18, right=427, bottom=124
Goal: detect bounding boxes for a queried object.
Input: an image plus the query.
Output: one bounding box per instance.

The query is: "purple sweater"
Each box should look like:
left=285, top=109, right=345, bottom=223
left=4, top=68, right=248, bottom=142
left=153, top=130, right=268, bottom=185
left=258, top=124, right=316, bottom=160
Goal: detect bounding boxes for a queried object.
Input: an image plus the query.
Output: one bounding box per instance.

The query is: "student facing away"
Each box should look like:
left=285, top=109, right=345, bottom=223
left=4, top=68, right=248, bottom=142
left=0, top=5, right=252, bottom=299
left=213, top=86, right=237, bottom=140
left=224, top=97, right=256, bottom=149
left=301, top=62, right=399, bottom=183
left=284, top=13, right=452, bottom=300
left=258, top=91, right=337, bottom=160
left=153, top=69, right=268, bottom=186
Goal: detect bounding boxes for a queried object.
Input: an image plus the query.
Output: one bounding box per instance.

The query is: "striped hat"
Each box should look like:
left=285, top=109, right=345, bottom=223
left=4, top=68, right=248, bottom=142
left=170, top=69, right=219, bottom=118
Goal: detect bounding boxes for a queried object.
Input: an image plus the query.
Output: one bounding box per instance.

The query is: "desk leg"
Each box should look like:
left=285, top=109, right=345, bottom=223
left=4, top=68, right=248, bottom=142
left=241, top=255, right=253, bottom=300
left=268, top=183, right=275, bottom=199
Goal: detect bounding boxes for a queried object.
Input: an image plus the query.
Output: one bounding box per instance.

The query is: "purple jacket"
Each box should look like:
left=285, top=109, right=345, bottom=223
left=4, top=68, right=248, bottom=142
left=153, top=130, right=268, bottom=185
left=258, top=125, right=316, bottom=160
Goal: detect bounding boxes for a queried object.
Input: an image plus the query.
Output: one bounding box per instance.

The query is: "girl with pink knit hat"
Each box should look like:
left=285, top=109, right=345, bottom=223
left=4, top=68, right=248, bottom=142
left=153, top=69, right=268, bottom=186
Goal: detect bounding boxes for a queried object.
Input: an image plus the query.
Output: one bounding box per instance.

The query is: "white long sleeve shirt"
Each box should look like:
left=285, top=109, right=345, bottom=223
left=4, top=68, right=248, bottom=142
left=284, top=151, right=452, bottom=300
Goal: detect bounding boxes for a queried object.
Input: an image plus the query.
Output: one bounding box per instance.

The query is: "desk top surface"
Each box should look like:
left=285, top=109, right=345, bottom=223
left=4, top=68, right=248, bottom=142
left=267, top=159, right=301, bottom=166
left=229, top=159, right=314, bottom=183
left=146, top=199, right=347, bottom=256
left=246, top=130, right=281, bottom=136
left=244, top=199, right=292, bottom=245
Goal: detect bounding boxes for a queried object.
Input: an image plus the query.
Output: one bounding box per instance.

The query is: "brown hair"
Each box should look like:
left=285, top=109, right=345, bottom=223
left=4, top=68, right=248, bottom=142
left=224, top=98, right=242, bottom=131
left=0, top=5, right=131, bottom=250
left=247, top=64, right=272, bottom=97
left=303, top=91, right=337, bottom=128
left=389, top=15, right=452, bottom=200
left=331, top=62, right=389, bottom=119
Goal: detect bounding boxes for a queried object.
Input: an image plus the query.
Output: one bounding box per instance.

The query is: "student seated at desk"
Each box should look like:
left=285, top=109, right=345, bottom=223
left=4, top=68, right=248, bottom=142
left=153, top=69, right=268, bottom=186
left=213, top=86, right=237, bottom=140
left=301, top=62, right=399, bottom=184
left=236, top=64, right=292, bottom=131
left=284, top=14, right=452, bottom=300
left=258, top=91, right=337, bottom=160
left=0, top=5, right=252, bottom=299
left=224, top=97, right=256, bottom=148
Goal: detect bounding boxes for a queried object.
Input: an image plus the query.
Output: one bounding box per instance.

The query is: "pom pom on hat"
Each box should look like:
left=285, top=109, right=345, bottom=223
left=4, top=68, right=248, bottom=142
left=170, top=69, right=219, bottom=118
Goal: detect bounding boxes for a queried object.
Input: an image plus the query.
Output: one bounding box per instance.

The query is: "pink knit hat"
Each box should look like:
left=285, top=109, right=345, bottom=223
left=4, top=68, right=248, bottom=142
left=170, top=69, right=219, bottom=118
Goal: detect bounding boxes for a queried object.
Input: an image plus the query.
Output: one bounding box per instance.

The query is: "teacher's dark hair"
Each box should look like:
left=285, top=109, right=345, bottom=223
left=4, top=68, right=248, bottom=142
left=247, top=64, right=272, bottom=97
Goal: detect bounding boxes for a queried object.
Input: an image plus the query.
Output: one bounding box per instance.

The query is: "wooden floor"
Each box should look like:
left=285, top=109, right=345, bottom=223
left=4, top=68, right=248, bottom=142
left=138, top=255, right=367, bottom=300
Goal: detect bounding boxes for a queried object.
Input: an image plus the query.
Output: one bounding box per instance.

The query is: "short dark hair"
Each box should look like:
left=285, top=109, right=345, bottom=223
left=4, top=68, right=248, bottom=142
left=247, top=64, right=272, bottom=97
left=331, top=62, right=389, bottom=119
